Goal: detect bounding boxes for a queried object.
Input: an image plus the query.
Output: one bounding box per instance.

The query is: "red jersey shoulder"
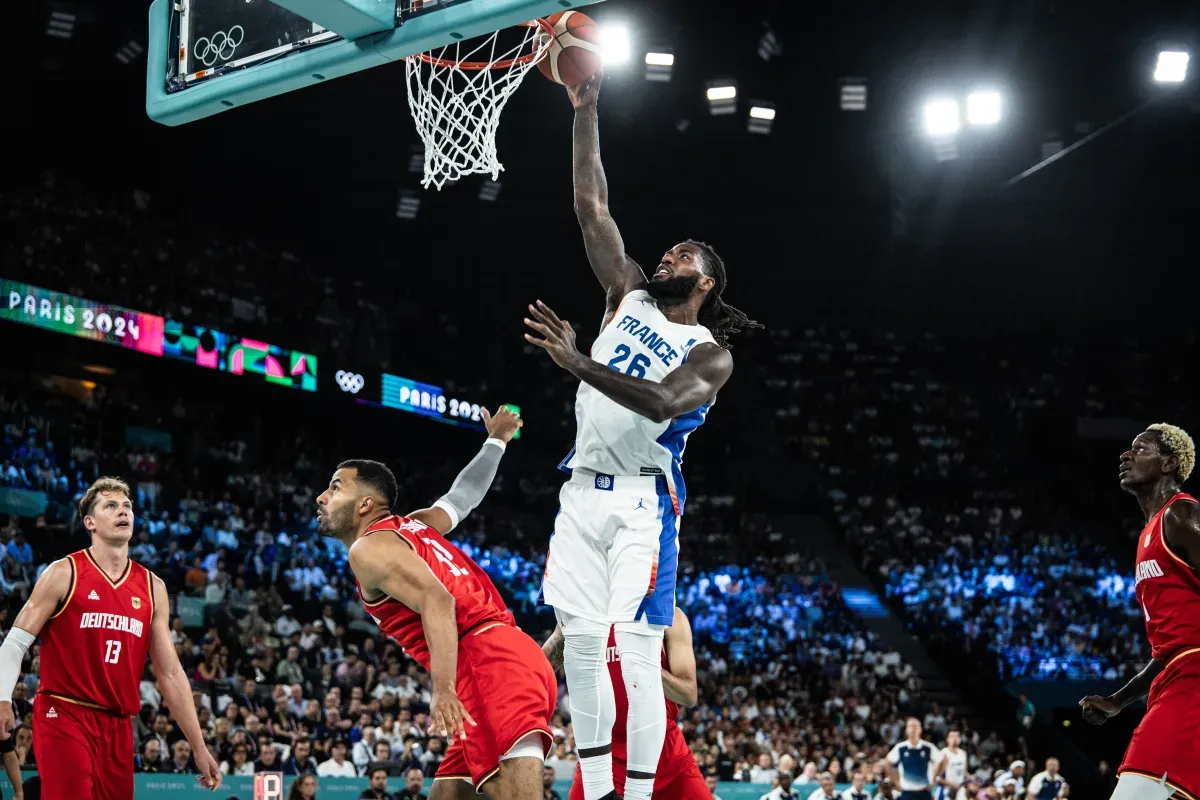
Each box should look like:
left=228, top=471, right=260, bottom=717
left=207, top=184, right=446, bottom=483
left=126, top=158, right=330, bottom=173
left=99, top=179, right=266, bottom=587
left=1138, top=493, right=1199, bottom=562
left=363, top=515, right=476, bottom=579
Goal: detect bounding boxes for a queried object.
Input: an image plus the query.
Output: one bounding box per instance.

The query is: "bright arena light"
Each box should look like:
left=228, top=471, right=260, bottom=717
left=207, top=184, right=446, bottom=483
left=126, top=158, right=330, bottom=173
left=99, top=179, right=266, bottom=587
left=749, top=106, right=776, bottom=120
left=645, top=52, right=674, bottom=67
left=923, top=100, right=960, bottom=135
left=1154, top=50, right=1190, bottom=83
left=707, top=85, right=737, bottom=101
left=599, top=25, right=631, bottom=65
left=966, top=91, right=1002, bottom=125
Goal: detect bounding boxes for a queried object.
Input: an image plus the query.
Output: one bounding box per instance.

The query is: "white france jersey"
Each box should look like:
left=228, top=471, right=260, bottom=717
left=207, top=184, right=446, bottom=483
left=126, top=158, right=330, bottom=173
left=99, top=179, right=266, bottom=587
left=941, top=747, right=967, bottom=786
left=560, top=289, right=717, bottom=509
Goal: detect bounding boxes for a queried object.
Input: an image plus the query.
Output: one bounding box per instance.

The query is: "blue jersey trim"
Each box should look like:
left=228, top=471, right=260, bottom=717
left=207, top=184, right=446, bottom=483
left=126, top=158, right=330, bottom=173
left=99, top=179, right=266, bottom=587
left=557, top=446, right=576, bottom=475
left=635, top=478, right=679, bottom=626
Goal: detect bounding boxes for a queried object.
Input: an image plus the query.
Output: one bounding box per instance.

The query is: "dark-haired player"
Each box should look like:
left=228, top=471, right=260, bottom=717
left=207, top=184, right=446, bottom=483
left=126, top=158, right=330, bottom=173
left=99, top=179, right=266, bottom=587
left=521, top=71, right=760, bottom=800
left=316, top=407, right=556, bottom=800
left=0, top=478, right=221, bottom=800
left=1080, top=423, right=1200, bottom=800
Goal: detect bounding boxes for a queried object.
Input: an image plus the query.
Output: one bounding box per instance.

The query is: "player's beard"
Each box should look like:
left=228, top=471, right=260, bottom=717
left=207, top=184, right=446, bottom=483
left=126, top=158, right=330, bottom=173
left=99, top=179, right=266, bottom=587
left=646, top=273, right=700, bottom=305
left=318, top=503, right=355, bottom=540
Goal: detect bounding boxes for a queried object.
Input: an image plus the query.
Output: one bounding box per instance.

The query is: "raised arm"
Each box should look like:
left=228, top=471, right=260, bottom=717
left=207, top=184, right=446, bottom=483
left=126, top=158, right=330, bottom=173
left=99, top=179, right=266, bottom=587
left=148, top=574, right=222, bottom=791
left=348, top=535, right=475, bottom=740
left=406, top=406, right=522, bottom=535
left=568, top=73, right=646, bottom=312
left=0, top=559, right=72, bottom=738
left=662, top=608, right=698, bottom=708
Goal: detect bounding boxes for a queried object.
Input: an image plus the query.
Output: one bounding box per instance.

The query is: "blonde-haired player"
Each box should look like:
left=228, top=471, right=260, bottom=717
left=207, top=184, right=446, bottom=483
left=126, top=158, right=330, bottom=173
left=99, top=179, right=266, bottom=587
left=0, top=477, right=221, bottom=800
left=1080, top=424, right=1200, bottom=800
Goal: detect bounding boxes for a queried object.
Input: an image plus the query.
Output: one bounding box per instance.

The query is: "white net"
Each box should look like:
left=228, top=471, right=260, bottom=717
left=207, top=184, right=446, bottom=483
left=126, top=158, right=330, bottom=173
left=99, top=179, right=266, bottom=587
left=405, top=22, right=552, bottom=190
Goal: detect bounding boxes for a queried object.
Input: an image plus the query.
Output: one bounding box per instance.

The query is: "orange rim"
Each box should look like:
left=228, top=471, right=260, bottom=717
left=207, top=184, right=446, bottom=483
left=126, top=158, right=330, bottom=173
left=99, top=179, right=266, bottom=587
left=405, top=18, right=554, bottom=70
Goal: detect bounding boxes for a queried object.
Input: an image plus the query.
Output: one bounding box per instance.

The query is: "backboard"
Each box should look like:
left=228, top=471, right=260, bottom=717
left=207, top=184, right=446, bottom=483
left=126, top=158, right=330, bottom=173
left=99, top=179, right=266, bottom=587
left=146, top=0, right=602, bottom=126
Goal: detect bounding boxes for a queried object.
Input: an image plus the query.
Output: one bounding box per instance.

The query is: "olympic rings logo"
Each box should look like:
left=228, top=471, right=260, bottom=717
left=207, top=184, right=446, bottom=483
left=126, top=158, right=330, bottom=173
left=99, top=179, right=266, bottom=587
left=193, top=25, right=244, bottom=67
left=336, top=371, right=365, bottom=394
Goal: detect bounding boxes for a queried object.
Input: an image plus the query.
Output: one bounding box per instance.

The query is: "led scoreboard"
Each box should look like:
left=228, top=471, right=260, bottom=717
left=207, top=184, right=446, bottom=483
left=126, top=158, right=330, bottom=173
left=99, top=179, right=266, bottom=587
left=3, top=280, right=165, bottom=355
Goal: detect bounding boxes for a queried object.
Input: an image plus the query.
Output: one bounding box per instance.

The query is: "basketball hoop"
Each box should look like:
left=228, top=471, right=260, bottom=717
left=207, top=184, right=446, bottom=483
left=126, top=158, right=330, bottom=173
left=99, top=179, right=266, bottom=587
left=404, top=19, right=554, bottom=190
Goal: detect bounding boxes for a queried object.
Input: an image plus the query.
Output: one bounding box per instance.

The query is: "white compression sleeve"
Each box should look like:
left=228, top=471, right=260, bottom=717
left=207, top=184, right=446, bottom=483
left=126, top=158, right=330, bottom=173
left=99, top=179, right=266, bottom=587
left=560, top=612, right=617, bottom=800
left=431, top=438, right=506, bottom=531
left=614, top=628, right=667, bottom=800
left=0, top=627, right=35, bottom=702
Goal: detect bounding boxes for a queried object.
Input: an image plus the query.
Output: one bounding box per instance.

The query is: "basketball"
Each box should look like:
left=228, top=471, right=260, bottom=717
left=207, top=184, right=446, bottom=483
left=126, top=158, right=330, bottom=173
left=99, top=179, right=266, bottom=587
left=537, top=10, right=602, bottom=86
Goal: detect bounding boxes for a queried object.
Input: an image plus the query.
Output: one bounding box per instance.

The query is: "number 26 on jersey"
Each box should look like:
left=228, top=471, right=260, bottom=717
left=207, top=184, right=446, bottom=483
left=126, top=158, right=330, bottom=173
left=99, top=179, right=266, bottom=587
left=607, top=345, right=651, bottom=379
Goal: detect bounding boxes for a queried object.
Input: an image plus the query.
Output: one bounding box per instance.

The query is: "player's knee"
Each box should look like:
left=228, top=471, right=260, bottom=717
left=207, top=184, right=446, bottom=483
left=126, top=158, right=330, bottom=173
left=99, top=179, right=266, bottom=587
left=613, top=628, right=664, bottom=693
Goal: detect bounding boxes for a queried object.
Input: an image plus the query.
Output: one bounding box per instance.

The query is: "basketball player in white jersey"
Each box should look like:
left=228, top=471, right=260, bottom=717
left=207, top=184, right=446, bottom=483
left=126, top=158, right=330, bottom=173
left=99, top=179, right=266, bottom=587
left=933, top=731, right=967, bottom=800
left=522, top=71, right=759, bottom=800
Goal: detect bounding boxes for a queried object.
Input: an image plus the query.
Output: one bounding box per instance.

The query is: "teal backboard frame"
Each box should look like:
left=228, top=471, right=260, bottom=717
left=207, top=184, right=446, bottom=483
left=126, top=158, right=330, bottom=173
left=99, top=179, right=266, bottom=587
left=146, top=0, right=602, bottom=126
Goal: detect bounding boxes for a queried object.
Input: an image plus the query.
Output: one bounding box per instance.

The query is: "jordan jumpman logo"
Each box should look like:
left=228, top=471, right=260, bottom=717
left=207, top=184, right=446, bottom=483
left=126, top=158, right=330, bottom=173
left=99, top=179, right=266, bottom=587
left=634, top=498, right=647, bottom=511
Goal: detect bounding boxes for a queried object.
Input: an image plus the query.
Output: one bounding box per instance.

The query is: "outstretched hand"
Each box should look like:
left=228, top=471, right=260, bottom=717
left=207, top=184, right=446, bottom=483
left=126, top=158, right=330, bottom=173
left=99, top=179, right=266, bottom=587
left=567, top=70, right=603, bottom=109
left=482, top=405, right=523, bottom=443
left=525, top=300, right=582, bottom=372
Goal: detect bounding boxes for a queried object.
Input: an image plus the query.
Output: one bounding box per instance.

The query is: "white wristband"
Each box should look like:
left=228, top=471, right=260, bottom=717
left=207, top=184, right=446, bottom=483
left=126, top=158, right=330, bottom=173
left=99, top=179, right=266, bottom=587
left=485, top=437, right=507, bottom=451
left=432, top=499, right=462, bottom=531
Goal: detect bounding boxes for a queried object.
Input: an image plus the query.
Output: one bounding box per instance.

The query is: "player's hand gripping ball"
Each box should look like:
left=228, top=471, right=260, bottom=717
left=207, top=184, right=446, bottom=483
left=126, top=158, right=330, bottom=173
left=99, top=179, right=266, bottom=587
left=566, top=69, right=603, bottom=110
left=483, top=405, right=523, bottom=443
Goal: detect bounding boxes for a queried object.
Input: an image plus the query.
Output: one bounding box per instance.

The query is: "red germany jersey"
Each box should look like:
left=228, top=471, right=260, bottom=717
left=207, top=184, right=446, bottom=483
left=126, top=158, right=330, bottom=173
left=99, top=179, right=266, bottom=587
left=1134, top=492, right=1200, bottom=660
left=38, top=549, right=156, bottom=716
left=607, top=626, right=679, bottom=743
left=357, top=515, right=515, bottom=671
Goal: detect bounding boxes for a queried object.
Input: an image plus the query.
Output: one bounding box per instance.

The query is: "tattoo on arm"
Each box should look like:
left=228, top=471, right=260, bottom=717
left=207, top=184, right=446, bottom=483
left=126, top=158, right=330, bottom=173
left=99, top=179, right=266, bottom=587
left=542, top=627, right=565, bottom=673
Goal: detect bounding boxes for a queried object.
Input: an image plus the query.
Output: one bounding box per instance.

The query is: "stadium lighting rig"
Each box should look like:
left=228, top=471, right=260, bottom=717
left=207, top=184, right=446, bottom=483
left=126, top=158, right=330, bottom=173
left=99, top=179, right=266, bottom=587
left=748, top=103, right=776, bottom=134
left=706, top=80, right=738, bottom=115
left=923, top=99, right=960, bottom=136
left=645, top=51, right=674, bottom=82
left=395, top=190, right=421, bottom=220
left=1154, top=50, right=1190, bottom=83
left=840, top=78, right=867, bottom=111
left=599, top=24, right=631, bottom=66
left=921, top=89, right=1002, bottom=136
left=966, top=91, right=1002, bottom=125
left=478, top=178, right=502, bottom=202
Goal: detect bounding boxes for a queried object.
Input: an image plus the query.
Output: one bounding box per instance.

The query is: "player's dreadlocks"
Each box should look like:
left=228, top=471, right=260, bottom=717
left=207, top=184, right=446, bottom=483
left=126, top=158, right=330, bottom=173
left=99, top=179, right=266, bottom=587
left=686, top=239, right=763, bottom=349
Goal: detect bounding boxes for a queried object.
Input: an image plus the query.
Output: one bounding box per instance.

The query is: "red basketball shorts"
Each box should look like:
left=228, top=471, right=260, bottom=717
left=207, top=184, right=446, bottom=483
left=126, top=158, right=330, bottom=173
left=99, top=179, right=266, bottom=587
left=33, top=693, right=133, bottom=800
left=568, top=728, right=706, bottom=800
left=1119, top=650, right=1200, bottom=800
left=435, top=622, right=558, bottom=793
